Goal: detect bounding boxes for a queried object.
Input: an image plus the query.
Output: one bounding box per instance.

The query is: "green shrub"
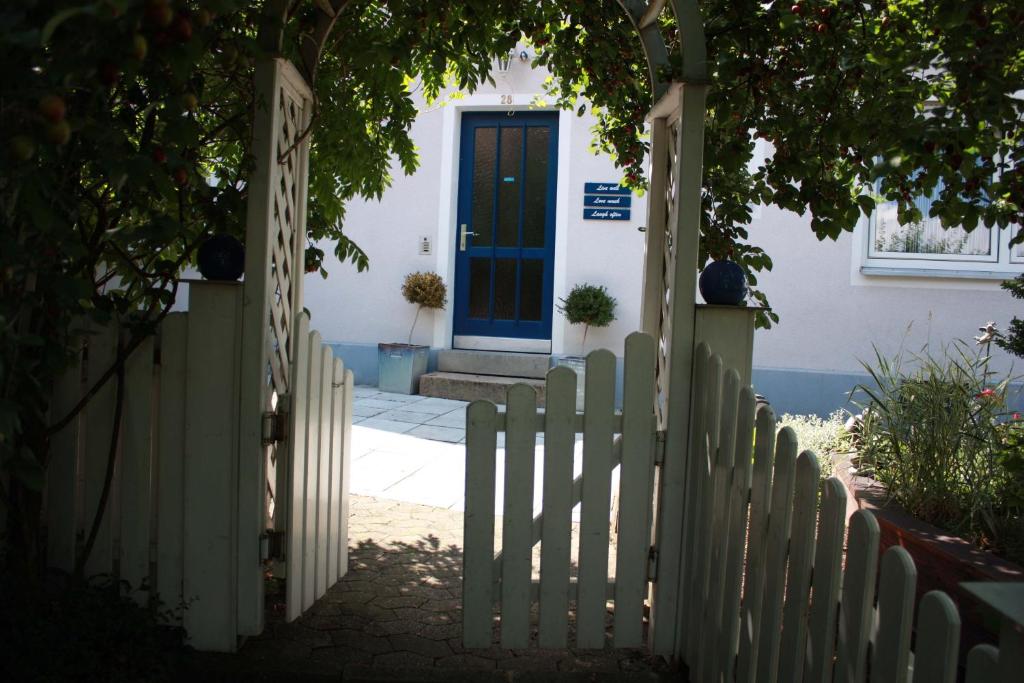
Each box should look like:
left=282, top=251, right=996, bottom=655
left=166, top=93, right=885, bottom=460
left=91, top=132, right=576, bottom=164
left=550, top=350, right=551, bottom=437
left=778, top=411, right=851, bottom=479
left=557, top=283, right=617, bottom=354
left=401, top=272, right=446, bottom=344
left=996, top=274, right=1024, bottom=359
left=853, top=341, right=1022, bottom=564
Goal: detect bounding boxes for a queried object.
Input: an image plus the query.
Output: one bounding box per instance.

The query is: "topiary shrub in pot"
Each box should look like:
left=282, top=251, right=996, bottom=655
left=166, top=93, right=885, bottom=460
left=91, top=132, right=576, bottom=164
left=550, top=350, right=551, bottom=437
left=378, top=272, right=447, bottom=394
left=555, top=283, right=617, bottom=410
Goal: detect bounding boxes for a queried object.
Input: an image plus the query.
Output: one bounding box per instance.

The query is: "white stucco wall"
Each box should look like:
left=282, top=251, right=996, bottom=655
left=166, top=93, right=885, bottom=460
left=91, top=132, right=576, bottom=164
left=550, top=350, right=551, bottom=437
left=303, top=55, right=648, bottom=357
left=750, top=205, right=1021, bottom=378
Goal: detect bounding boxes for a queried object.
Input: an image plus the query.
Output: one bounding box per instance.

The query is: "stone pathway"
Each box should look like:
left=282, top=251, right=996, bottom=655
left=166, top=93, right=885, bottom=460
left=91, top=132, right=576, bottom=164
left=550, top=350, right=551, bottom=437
left=197, top=496, right=675, bottom=681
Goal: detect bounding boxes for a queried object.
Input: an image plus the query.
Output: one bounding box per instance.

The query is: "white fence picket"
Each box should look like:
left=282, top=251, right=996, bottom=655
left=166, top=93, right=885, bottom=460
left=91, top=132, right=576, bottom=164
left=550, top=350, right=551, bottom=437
left=912, top=591, right=960, bottom=683
left=285, top=312, right=311, bottom=622
left=777, top=450, right=821, bottom=683
left=754, top=427, right=798, bottom=683
left=736, top=403, right=778, bottom=683
left=965, top=644, right=1000, bottom=683
left=302, top=330, right=323, bottom=612
left=717, top=386, right=757, bottom=682
left=834, top=510, right=881, bottom=683
left=613, top=333, right=657, bottom=648
left=576, top=349, right=617, bottom=649
left=463, top=400, right=498, bottom=648
left=327, top=358, right=344, bottom=584
left=156, top=313, right=188, bottom=621
left=804, top=477, right=847, bottom=683
left=120, top=336, right=154, bottom=603
left=500, top=384, right=537, bottom=649
left=872, top=547, right=917, bottom=683
left=46, top=340, right=83, bottom=573
left=538, top=365, right=576, bottom=648
left=338, top=368, right=354, bottom=581
left=82, top=323, right=118, bottom=578
left=315, top=345, right=332, bottom=601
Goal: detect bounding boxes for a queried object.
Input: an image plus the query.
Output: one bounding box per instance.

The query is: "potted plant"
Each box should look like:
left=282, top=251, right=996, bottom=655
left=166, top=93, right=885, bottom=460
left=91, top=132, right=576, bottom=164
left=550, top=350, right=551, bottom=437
left=378, top=271, right=447, bottom=394
left=555, top=283, right=617, bottom=410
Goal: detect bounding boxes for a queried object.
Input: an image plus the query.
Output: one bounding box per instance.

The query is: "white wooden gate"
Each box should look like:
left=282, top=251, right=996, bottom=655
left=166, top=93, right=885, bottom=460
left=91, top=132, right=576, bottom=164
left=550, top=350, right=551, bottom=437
left=463, top=332, right=657, bottom=649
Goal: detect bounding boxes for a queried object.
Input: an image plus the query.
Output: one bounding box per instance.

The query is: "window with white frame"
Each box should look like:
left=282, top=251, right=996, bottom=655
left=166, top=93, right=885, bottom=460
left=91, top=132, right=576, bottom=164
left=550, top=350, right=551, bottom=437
left=864, top=178, right=1022, bottom=276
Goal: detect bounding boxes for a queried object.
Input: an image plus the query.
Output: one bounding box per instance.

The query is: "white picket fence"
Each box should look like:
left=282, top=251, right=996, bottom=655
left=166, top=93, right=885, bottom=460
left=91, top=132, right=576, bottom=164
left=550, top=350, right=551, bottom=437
left=681, top=342, right=1016, bottom=683
left=463, top=332, right=658, bottom=649
left=278, top=310, right=353, bottom=622
left=44, top=284, right=352, bottom=651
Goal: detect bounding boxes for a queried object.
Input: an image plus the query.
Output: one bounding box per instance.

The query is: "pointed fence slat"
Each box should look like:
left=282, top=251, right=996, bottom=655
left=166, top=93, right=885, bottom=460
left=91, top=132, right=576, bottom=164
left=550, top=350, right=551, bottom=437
left=576, top=349, right=617, bottom=649
left=463, top=400, right=498, bottom=648
left=717, top=386, right=757, bottom=682
left=736, top=403, right=778, bottom=683
left=315, top=345, right=333, bottom=600
left=538, top=366, right=576, bottom=648
left=500, top=384, right=538, bottom=649
left=834, top=510, right=881, bottom=683
left=872, top=547, right=917, bottom=683
left=777, top=450, right=822, bottom=683
left=912, top=591, right=960, bottom=683
left=613, top=333, right=657, bottom=648
left=301, top=330, right=323, bottom=611
left=121, top=337, right=155, bottom=603
left=803, top=477, right=847, bottom=683
left=285, top=312, right=311, bottom=622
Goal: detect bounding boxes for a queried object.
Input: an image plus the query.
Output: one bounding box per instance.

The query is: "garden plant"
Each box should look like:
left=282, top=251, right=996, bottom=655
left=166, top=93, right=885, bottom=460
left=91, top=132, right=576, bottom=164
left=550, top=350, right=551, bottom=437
left=853, top=341, right=1024, bottom=565
left=401, top=271, right=446, bottom=345
left=557, top=283, right=617, bottom=355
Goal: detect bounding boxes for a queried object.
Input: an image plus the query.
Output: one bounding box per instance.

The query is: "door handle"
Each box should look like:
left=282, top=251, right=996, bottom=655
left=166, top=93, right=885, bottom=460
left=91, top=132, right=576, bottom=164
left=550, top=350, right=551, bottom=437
left=459, top=224, right=476, bottom=251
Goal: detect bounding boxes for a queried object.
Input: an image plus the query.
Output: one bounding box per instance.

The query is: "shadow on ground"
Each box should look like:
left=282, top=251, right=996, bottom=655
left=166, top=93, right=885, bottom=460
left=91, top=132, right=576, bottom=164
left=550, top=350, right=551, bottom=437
left=186, top=496, right=680, bottom=682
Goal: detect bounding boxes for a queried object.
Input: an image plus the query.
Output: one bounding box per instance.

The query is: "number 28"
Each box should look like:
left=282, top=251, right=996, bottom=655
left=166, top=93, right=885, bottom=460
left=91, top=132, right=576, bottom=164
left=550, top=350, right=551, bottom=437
left=500, top=95, right=513, bottom=105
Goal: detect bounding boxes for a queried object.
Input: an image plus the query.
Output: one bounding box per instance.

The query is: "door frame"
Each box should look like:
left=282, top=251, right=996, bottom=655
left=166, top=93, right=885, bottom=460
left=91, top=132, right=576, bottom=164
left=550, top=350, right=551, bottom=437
left=432, top=96, right=572, bottom=356
left=452, top=111, right=560, bottom=352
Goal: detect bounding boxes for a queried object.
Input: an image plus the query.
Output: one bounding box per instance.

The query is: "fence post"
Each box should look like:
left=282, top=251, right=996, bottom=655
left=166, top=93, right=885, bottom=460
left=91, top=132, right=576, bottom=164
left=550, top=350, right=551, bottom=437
left=182, top=282, right=243, bottom=652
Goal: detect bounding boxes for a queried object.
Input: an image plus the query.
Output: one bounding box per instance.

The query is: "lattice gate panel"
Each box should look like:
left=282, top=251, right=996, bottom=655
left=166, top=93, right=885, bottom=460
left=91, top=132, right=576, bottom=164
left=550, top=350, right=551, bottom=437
left=238, top=58, right=314, bottom=637
left=655, top=116, right=681, bottom=428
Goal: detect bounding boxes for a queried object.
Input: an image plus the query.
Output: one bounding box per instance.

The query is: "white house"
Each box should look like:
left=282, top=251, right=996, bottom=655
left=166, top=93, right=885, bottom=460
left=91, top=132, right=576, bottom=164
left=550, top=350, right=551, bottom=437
left=303, top=53, right=1024, bottom=416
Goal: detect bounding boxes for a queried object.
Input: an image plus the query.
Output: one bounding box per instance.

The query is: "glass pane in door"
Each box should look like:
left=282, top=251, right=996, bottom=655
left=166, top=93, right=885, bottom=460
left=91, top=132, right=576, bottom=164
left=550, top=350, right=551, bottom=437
left=520, top=260, right=543, bottom=321
left=468, top=258, right=490, bottom=319
left=523, top=127, right=550, bottom=248
left=472, top=127, right=496, bottom=246
left=497, top=127, right=523, bottom=247
left=494, top=259, right=517, bottom=320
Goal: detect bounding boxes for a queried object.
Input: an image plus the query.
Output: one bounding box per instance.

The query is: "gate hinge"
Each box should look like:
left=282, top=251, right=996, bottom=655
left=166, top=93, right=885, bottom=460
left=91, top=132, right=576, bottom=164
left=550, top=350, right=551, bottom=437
left=654, top=430, right=667, bottom=466
left=261, top=530, right=286, bottom=561
left=647, top=546, right=659, bottom=582
left=262, top=410, right=289, bottom=446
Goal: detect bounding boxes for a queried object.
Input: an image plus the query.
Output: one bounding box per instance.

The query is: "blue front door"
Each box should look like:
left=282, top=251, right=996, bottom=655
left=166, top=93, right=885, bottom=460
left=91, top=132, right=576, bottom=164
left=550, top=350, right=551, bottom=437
left=453, top=112, right=559, bottom=352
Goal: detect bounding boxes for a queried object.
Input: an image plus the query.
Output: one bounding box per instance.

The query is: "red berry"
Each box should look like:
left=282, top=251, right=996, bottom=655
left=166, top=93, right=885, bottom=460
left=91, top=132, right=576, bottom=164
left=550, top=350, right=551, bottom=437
left=38, top=94, right=66, bottom=123
left=816, top=22, right=828, bottom=34
left=144, top=0, right=173, bottom=28
left=173, top=167, right=189, bottom=186
left=172, top=14, right=193, bottom=42
left=791, top=4, right=803, bottom=15
left=818, top=7, right=831, bottom=20
left=98, top=62, right=120, bottom=88
left=151, top=146, right=167, bottom=164
left=46, top=120, right=71, bottom=145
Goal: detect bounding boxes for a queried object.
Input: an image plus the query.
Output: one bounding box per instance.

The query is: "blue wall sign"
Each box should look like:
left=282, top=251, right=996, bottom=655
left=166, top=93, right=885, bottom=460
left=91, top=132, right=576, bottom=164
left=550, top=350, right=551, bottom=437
left=584, top=208, right=631, bottom=221
left=584, top=182, right=632, bottom=195
left=584, top=194, right=632, bottom=208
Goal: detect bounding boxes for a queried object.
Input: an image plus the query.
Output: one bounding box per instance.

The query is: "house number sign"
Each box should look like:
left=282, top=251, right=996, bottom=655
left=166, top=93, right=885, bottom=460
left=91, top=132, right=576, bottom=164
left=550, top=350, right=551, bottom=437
left=583, top=182, right=632, bottom=220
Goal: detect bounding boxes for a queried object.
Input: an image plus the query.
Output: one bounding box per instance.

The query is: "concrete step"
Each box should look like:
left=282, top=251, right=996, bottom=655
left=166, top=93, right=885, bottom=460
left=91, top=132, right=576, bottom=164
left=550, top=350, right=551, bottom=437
left=418, top=371, right=546, bottom=406
left=438, top=349, right=550, bottom=379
